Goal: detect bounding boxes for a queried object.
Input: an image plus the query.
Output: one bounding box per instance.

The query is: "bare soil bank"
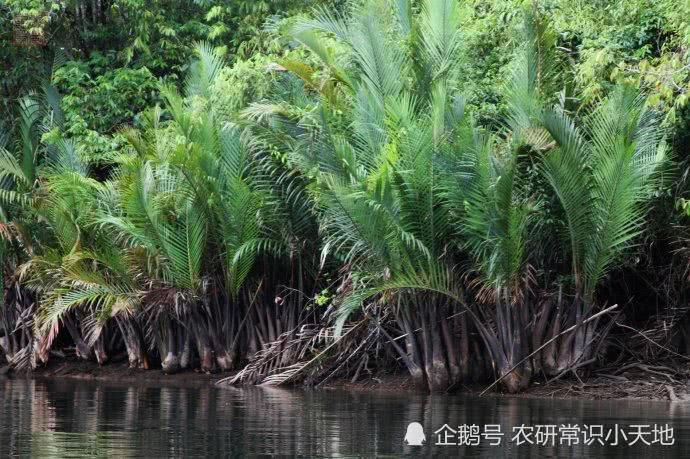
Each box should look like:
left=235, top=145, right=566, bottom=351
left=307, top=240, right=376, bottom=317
left=321, top=372, right=688, bottom=402
left=25, top=359, right=225, bottom=388
left=5, top=359, right=687, bottom=402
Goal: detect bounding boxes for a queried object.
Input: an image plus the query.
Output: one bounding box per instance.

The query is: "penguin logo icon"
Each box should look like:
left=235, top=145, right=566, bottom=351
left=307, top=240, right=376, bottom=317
left=404, top=422, right=426, bottom=446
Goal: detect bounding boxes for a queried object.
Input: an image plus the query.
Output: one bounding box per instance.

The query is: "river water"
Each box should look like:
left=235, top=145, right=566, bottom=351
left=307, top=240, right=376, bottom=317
left=0, top=377, right=687, bottom=457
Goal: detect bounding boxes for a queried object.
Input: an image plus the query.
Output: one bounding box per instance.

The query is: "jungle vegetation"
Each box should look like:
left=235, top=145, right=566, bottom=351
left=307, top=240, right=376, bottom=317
left=1, top=0, right=690, bottom=394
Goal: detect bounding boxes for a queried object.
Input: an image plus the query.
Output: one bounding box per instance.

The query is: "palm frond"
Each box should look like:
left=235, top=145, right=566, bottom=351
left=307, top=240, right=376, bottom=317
left=185, top=41, right=226, bottom=99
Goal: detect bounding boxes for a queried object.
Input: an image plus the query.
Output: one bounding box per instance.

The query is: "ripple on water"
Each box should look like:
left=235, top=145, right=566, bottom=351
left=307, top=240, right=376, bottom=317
left=0, top=378, right=686, bottom=458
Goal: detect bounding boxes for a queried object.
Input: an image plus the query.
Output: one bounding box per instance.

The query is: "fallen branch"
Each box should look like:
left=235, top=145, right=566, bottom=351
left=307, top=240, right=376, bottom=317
left=261, top=318, right=366, bottom=386
left=614, top=321, right=690, bottom=361
left=614, top=363, right=679, bottom=383
left=216, top=318, right=366, bottom=387
left=666, top=385, right=680, bottom=402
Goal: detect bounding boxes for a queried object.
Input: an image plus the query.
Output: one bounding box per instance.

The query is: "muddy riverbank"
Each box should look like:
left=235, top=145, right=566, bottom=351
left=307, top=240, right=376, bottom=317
left=4, top=358, right=686, bottom=403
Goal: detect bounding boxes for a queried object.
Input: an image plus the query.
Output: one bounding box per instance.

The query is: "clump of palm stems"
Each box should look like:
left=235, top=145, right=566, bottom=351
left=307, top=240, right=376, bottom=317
left=1, top=43, right=320, bottom=375
left=243, top=0, right=666, bottom=392
left=0, top=1, right=671, bottom=396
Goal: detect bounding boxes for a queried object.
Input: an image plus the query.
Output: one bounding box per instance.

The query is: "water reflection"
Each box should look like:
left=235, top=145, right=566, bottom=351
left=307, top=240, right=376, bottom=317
left=0, top=377, right=686, bottom=457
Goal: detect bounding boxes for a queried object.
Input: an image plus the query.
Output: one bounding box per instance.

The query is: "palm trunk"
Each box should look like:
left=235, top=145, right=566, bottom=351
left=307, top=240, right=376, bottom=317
left=180, top=331, right=192, bottom=369
left=441, top=312, right=461, bottom=386
left=161, top=321, right=181, bottom=374
left=428, top=302, right=449, bottom=392
left=542, top=299, right=562, bottom=376
left=531, top=297, right=553, bottom=375
left=94, top=334, right=108, bottom=365
left=117, top=318, right=149, bottom=369
left=398, top=305, right=425, bottom=388
left=64, top=316, right=91, bottom=360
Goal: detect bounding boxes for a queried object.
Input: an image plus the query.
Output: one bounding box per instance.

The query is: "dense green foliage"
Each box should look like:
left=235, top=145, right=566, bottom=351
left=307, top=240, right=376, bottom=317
left=1, top=0, right=689, bottom=393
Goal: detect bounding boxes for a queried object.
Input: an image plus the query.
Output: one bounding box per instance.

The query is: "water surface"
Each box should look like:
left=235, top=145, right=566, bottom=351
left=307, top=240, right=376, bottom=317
left=0, top=377, right=686, bottom=457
